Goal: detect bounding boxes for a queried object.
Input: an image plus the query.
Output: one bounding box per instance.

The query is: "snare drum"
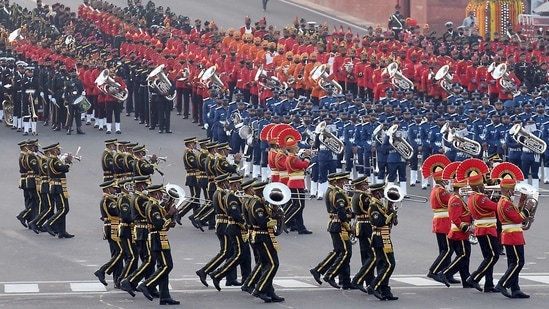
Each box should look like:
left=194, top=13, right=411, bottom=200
left=72, top=95, right=91, bottom=113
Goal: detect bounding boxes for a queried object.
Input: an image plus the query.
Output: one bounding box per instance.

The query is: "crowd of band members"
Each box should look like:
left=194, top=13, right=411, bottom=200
left=5, top=0, right=549, bottom=139
left=16, top=139, right=74, bottom=238
left=93, top=137, right=183, bottom=305
left=6, top=0, right=541, bottom=304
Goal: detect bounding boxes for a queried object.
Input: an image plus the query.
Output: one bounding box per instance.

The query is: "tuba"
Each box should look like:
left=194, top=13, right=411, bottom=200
left=491, top=63, right=519, bottom=97
left=254, top=64, right=287, bottom=90
left=515, top=182, right=538, bottom=230
left=386, top=124, right=413, bottom=160
left=434, top=64, right=456, bottom=96
left=315, top=120, right=344, bottom=154
left=310, top=64, right=343, bottom=94
left=387, top=62, right=414, bottom=90
left=509, top=123, right=547, bottom=154
left=8, top=28, right=24, bottom=42
left=147, top=64, right=176, bottom=100
left=200, top=66, right=226, bottom=92
left=263, top=183, right=291, bottom=236
left=95, top=69, right=128, bottom=102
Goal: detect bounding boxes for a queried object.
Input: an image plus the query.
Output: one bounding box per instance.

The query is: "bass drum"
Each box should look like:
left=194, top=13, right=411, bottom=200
left=72, top=95, right=92, bottom=113
left=2, top=97, right=14, bottom=127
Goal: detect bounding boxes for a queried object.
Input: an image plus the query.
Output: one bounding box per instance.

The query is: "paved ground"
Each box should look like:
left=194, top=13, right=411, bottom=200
left=2, top=0, right=549, bottom=308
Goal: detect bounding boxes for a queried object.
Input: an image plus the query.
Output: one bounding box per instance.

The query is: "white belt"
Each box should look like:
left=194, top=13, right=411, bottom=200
left=279, top=171, right=288, bottom=177
left=433, top=211, right=449, bottom=218
left=319, top=145, right=328, bottom=151
left=474, top=218, right=497, bottom=225
left=289, top=175, right=304, bottom=180
left=502, top=224, right=522, bottom=231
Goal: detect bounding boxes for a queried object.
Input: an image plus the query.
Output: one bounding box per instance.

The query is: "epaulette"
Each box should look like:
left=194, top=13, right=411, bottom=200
left=215, top=106, right=223, bottom=110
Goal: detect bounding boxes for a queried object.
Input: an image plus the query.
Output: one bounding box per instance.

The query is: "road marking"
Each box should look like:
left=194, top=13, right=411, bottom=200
left=392, top=277, right=438, bottom=286
left=4, top=284, right=39, bottom=293
left=275, top=279, right=316, bottom=288
left=521, top=276, right=549, bottom=284
left=70, top=282, right=106, bottom=292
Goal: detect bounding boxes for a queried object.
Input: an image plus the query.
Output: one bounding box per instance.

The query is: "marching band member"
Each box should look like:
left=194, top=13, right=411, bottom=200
left=29, top=141, right=52, bottom=234
left=209, top=175, right=250, bottom=290
left=350, top=176, right=374, bottom=292
left=132, top=145, right=158, bottom=178
left=280, top=127, right=313, bottom=234
left=116, top=178, right=138, bottom=288
left=16, top=140, right=31, bottom=227
left=121, top=176, right=158, bottom=299
left=426, top=170, right=455, bottom=281
left=94, top=180, right=123, bottom=288
left=136, top=184, right=179, bottom=305
left=101, top=139, right=117, bottom=182
left=247, top=181, right=285, bottom=303
left=383, top=120, right=409, bottom=196
left=433, top=162, right=473, bottom=288
left=177, top=137, right=200, bottom=225
left=495, top=178, right=532, bottom=298
left=367, top=181, right=399, bottom=301
left=195, top=174, right=231, bottom=287
left=22, top=66, right=39, bottom=136
left=64, top=67, right=85, bottom=135
left=104, top=66, right=126, bottom=134
left=462, top=170, right=499, bottom=292
left=42, top=142, right=74, bottom=239
left=520, top=119, right=542, bottom=190
left=240, top=179, right=259, bottom=294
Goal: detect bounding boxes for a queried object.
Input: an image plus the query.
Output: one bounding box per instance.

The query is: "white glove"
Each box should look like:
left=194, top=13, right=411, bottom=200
left=51, top=98, right=56, bottom=104
left=204, top=123, right=209, bottom=130
left=0, top=81, right=2, bottom=86
left=62, top=93, right=65, bottom=99
left=226, top=130, right=232, bottom=136
left=48, top=94, right=52, bottom=100
left=82, top=91, right=86, bottom=96
left=40, top=91, right=44, bottom=97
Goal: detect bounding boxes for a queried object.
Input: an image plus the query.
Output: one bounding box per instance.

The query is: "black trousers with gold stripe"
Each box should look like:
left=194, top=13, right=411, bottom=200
left=119, top=236, right=138, bottom=283
left=243, top=241, right=262, bottom=289
left=144, top=248, right=174, bottom=300
left=127, top=239, right=155, bottom=289
left=498, top=244, right=525, bottom=292
left=428, top=232, right=453, bottom=275
left=370, top=247, right=396, bottom=293
left=352, top=237, right=376, bottom=286
left=255, top=240, right=279, bottom=294
left=200, top=234, right=231, bottom=274
left=470, top=234, right=499, bottom=287
left=46, top=193, right=69, bottom=234
left=442, top=239, right=471, bottom=283
left=284, top=188, right=306, bottom=232
left=324, top=232, right=352, bottom=285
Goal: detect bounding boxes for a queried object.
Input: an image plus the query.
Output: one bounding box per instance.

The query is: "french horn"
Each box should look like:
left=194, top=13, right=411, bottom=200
left=386, top=124, right=413, bottom=160
left=509, top=123, right=547, bottom=154
left=315, top=120, right=344, bottom=154
left=95, top=69, right=128, bottom=102
left=387, top=62, right=414, bottom=90
left=147, top=64, right=176, bottom=100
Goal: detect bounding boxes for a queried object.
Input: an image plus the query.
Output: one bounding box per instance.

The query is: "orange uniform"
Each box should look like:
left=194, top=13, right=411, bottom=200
left=497, top=196, right=527, bottom=246
left=468, top=192, right=498, bottom=237
left=447, top=194, right=473, bottom=241
left=430, top=185, right=452, bottom=234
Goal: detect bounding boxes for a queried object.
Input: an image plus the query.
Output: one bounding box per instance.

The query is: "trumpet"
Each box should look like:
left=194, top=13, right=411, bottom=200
left=144, top=154, right=167, bottom=162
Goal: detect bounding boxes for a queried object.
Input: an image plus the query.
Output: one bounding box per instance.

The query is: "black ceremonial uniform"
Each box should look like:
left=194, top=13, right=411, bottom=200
left=44, top=151, right=72, bottom=237
left=94, top=192, right=123, bottom=287
left=64, top=74, right=85, bottom=133
left=51, top=69, right=68, bottom=130
left=368, top=196, right=398, bottom=300
left=178, top=146, right=200, bottom=219
left=138, top=194, right=177, bottom=303
left=101, top=146, right=115, bottom=181
left=323, top=186, right=353, bottom=287
left=29, top=154, right=52, bottom=232
left=249, top=196, right=283, bottom=301
left=122, top=189, right=156, bottom=293
left=351, top=190, right=376, bottom=288
left=117, top=188, right=138, bottom=283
